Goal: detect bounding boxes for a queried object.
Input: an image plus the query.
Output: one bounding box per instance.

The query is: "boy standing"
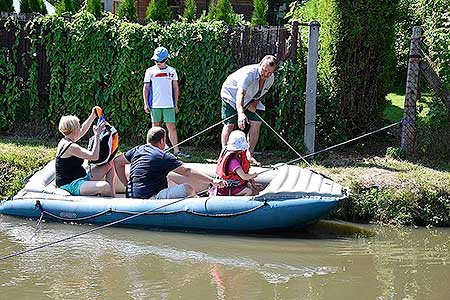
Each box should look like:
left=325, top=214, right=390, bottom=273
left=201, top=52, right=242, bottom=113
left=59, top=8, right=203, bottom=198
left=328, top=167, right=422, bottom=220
left=142, top=46, right=189, bottom=158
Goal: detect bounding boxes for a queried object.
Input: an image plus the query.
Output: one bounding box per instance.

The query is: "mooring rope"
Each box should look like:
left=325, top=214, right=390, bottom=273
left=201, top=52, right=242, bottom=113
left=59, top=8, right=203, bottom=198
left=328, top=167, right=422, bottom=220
left=0, top=190, right=206, bottom=262
left=165, top=113, right=237, bottom=153
left=256, top=120, right=403, bottom=176
left=255, top=112, right=311, bottom=167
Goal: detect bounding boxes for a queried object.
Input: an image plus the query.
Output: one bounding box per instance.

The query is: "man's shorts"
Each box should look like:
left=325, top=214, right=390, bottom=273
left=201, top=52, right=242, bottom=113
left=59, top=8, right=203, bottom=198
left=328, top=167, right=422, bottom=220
left=221, top=100, right=263, bottom=125
left=60, top=173, right=90, bottom=196
left=155, top=184, right=187, bottom=199
left=151, top=107, right=176, bottom=123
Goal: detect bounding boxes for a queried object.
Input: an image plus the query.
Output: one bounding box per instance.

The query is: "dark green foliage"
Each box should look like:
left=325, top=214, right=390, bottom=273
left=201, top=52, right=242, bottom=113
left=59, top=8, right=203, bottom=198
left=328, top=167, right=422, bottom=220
left=0, top=0, right=14, bottom=12
left=206, top=0, right=216, bottom=20
left=251, top=0, right=268, bottom=26
left=288, top=0, right=399, bottom=134
left=20, top=0, right=31, bottom=13
left=22, top=0, right=47, bottom=14
left=117, top=0, right=137, bottom=20
left=334, top=183, right=450, bottom=227
left=146, top=0, right=171, bottom=21
left=182, top=0, right=197, bottom=22
left=215, top=0, right=233, bottom=24
left=86, top=0, right=102, bottom=17
left=56, top=0, right=76, bottom=14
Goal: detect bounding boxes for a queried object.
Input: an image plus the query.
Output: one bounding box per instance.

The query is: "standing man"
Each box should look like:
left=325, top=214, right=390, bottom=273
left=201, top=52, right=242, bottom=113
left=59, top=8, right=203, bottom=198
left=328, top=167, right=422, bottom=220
left=220, top=55, right=277, bottom=165
left=114, top=127, right=222, bottom=199
left=143, top=46, right=190, bottom=158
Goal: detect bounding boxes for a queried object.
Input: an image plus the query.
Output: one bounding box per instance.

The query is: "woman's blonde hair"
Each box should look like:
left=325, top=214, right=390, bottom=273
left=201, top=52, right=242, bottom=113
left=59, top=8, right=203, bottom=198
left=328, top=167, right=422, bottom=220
left=58, top=115, right=80, bottom=136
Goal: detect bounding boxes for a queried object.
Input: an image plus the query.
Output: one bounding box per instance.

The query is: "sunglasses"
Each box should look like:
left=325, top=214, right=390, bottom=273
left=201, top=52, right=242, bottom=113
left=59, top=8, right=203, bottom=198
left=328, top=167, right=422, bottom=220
left=155, top=59, right=167, bottom=63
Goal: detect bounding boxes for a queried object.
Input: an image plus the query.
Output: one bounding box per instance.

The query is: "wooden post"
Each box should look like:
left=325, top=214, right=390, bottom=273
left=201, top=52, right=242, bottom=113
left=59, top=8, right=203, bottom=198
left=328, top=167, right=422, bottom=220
left=290, top=21, right=299, bottom=60
left=401, top=26, right=422, bottom=157
left=304, top=20, right=319, bottom=157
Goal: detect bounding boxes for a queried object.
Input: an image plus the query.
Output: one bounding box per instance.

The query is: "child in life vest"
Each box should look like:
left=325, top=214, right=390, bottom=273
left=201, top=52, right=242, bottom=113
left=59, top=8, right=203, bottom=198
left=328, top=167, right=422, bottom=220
left=214, top=130, right=261, bottom=196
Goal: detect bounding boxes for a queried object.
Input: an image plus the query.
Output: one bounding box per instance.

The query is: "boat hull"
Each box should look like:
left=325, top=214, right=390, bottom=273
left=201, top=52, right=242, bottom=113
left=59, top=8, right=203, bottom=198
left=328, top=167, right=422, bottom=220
left=0, top=195, right=341, bottom=232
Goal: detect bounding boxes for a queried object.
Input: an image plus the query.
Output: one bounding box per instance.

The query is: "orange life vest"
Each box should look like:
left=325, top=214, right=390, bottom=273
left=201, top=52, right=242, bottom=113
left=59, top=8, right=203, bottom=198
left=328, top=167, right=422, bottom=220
left=216, top=150, right=250, bottom=186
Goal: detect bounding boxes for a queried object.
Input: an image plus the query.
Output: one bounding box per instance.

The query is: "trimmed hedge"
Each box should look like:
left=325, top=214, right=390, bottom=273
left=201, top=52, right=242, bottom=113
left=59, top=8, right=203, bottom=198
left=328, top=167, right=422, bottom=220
left=288, top=0, right=399, bottom=133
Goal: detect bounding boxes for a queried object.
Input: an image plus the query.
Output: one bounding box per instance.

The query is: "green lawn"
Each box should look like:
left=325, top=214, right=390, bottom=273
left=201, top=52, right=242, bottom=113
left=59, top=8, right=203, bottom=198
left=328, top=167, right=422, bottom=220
left=384, top=86, right=433, bottom=122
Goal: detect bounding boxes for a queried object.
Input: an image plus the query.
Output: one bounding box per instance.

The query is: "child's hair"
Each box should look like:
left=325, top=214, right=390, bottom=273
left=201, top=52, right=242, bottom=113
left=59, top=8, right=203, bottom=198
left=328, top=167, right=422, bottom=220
left=58, top=115, right=80, bottom=136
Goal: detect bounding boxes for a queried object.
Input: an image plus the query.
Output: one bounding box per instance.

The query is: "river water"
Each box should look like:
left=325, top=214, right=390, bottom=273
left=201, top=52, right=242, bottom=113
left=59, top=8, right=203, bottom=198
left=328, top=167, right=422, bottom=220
left=0, top=216, right=449, bottom=300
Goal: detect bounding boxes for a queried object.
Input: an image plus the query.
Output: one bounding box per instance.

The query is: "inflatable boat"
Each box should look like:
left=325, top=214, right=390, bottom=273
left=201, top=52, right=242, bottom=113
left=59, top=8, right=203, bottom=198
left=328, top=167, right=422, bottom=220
left=0, top=161, right=348, bottom=233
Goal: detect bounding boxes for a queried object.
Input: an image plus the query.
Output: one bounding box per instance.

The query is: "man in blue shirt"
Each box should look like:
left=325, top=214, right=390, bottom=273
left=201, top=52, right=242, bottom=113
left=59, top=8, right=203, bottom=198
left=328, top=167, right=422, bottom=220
left=220, top=55, right=277, bottom=166
left=114, top=127, right=221, bottom=199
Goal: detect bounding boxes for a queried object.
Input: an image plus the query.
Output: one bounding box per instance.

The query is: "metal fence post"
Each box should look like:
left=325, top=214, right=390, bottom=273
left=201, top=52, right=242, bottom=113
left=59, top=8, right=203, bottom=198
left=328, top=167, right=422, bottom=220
left=304, top=20, right=319, bottom=157
left=401, top=26, right=422, bottom=157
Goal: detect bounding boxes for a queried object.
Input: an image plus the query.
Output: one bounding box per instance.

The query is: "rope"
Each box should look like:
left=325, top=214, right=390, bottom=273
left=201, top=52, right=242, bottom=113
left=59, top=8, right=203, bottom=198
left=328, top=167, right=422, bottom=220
left=165, top=113, right=237, bottom=153
left=0, top=190, right=204, bottom=262
left=33, top=200, right=268, bottom=222
left=28, top=211, right=44, bottom=242
left=255, top=112, right=311, bottom=167
left=256, top=120, right=403, bottom=176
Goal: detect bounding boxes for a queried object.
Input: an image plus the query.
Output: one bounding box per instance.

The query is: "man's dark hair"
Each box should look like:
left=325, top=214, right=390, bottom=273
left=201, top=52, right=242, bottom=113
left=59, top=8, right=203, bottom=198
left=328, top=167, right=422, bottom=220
left=147, top=127, right=166, bottom=145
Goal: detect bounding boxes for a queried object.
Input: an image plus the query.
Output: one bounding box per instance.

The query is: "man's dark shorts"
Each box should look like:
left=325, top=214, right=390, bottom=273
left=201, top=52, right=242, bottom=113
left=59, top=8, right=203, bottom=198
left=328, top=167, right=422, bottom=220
left=221, top=100, right=263, bottom=125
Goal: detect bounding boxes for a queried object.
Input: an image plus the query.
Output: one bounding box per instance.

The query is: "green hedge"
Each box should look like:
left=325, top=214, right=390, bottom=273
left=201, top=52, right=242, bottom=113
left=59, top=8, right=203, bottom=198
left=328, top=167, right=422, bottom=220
left=1, top=12, right=348, bottom=151
left=288, top=0, right=399, bottom=133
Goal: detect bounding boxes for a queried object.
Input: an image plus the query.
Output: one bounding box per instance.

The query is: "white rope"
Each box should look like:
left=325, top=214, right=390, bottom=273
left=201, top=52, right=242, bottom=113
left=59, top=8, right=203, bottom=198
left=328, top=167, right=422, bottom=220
left=165, top=114, right=237, bottom=153
left=0, top=188, right=209, bottom=262
left=255, top=112, right=311, bottom=167
left=256, top=120, right=403, bottom=176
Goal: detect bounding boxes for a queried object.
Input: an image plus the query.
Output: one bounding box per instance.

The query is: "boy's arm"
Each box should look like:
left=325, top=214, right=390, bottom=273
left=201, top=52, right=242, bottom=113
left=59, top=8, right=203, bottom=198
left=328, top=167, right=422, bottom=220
left=173, top=80, right=179, bottom=113
left=143, top=83, right=150, bottom=114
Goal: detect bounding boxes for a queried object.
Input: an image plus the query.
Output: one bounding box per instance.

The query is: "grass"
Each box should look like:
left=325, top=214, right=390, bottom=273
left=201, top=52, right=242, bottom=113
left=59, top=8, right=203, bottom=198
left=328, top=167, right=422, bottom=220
left=384, top=84, right=433, bottom=122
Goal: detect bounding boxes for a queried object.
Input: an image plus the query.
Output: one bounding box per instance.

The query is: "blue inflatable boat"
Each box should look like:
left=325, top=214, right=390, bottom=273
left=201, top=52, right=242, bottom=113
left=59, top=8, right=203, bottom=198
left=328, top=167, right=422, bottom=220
left=0, top=161, right=348, bottom=232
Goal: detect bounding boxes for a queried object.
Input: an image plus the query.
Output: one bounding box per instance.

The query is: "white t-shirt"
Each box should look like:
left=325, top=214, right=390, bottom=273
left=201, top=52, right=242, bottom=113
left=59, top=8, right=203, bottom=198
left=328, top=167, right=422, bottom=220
left=220, top=64, right=274, bottom=111
left=143, top=65, right=178, bottom=108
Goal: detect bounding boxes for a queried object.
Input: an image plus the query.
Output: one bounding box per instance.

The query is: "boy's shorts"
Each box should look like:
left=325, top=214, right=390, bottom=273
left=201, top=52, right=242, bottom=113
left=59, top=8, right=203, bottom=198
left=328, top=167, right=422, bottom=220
left=60, top=173, right=90, bottom=196
left=151, top=108, right=176, bottom=123
left=221, top=100, right=263, bottom=125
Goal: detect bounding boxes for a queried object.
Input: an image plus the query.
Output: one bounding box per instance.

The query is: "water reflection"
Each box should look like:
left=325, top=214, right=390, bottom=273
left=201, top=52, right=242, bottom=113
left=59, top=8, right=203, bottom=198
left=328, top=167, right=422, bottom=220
left=1, top=216, right=449, bottom=300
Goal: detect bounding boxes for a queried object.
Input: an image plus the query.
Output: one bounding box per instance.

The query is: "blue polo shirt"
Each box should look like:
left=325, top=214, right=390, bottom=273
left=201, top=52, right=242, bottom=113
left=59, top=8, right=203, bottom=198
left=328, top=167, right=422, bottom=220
left=124, top=144, right=182, bottom=199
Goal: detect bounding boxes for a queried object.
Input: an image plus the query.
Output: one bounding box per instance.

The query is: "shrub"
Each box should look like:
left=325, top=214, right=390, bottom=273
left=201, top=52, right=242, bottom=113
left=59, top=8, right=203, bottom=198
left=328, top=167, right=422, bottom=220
left=206, top=0, right=216, bottom=20
left=182, top=0, right=197, bottom=22
left=287, top=0, right=399, bottom=134
left=0, top=0, right=14, bottom=12
left=20, top=0, right=31, bottom=13
left=251, top=0, right=268, bottom=26
left=86, top=0, right=102, bottom=18
left=117, top=0, right=137, bottom=20
left=215, top=0, right=233, bottom=24
left=56, top=0, right=76, bottom=15
left=146, top=0, right=171, bottom=21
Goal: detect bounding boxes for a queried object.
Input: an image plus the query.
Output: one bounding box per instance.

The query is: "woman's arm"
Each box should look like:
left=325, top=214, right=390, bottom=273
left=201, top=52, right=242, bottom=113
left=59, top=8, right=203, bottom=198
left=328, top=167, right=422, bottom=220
left=66, top=122, right=104, bottom=160
left=77, top=107, right=98, bottom=141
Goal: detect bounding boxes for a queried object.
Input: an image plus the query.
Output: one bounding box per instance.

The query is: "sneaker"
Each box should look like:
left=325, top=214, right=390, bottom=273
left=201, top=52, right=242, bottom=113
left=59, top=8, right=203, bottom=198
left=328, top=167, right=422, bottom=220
left=174, top=151, right=191, bottom=159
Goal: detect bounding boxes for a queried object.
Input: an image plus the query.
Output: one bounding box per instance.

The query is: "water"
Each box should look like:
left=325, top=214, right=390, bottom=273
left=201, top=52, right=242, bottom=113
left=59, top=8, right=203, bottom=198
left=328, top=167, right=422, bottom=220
left=0, top=216, right=449, bottom=300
